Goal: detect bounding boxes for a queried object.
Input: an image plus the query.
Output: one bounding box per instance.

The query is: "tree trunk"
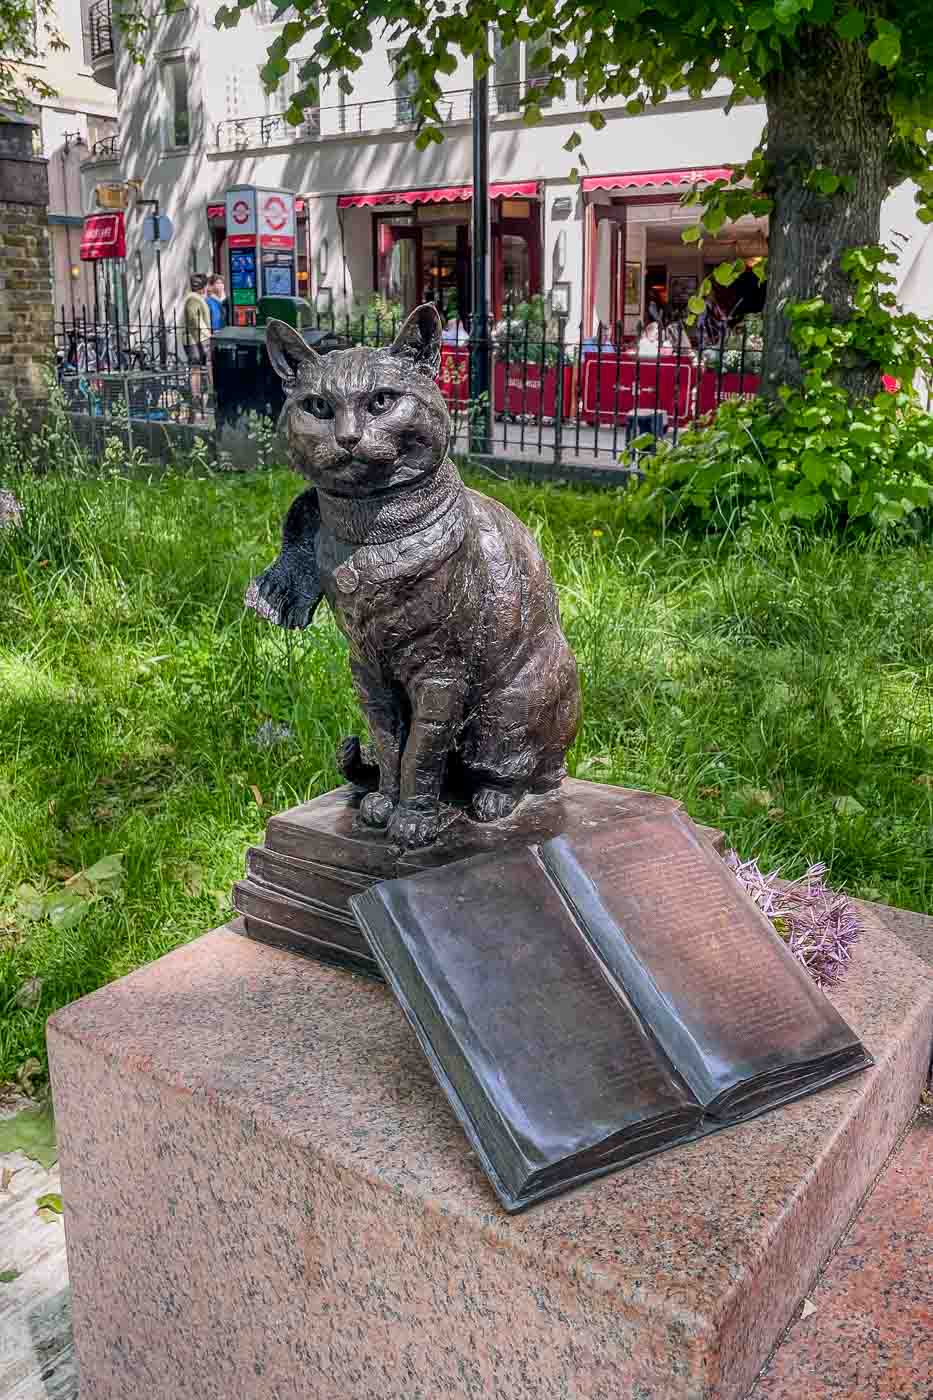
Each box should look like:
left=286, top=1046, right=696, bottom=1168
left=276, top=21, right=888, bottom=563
left=761, top=31, right=892, bottom=401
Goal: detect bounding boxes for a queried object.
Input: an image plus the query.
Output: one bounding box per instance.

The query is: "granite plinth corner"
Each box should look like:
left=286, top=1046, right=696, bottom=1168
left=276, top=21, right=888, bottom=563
left=48, top=904, right=933, bottom=1400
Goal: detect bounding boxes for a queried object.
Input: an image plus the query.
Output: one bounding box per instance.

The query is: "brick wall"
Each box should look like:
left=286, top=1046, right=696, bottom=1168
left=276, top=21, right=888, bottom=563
left=0, top=119, right=54, bottom=412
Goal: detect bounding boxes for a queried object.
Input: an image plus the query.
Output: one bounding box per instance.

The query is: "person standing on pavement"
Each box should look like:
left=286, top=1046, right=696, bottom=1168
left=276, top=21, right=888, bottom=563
left=183, top=273, right=212, bottom=414
left=205, top=274, right=227, bottom=332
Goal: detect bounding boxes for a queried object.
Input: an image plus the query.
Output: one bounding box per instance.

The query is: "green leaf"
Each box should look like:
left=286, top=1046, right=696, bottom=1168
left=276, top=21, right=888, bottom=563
left=563, top=132, right=582, bottom=152
left=79, top=853, right=123, bottom=885
left=688, top=295, right=707, bottom=315
left=773, top=0, right=801, bottom=21
left=587, top=110, right=607, bottom=131
left=835, top=8, right=866, bottom=40
left=834, top=795, right=867, bottom=818
left=681, top=225, right=703, bottom=244
left=867, top=31, right=900, bottom=67
left=748, top=9, right=775, bottom=30
left=0, top=1270, right=21, bottom=1284
left=44, top=890, right=92, bottom=931
left=0, top=1107, right=57, bottom=1169
left=13, top=883, right=44, bottom=923
left=36, top=1192, right=63, bottom=1214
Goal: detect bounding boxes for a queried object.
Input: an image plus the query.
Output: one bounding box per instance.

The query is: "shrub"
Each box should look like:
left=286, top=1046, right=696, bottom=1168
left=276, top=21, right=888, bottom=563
left=628, top=249, right=933, bottom=533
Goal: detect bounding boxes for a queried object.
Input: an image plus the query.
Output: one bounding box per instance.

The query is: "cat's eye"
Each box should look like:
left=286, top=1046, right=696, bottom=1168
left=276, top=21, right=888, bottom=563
left=369, top=389, right=399, bottom=415
left=304, top=395, right=333, bottom=419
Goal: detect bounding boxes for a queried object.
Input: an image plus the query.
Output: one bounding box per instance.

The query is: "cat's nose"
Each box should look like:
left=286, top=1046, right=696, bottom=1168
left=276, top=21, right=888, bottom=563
left=335, top=417, right=361, bottom=451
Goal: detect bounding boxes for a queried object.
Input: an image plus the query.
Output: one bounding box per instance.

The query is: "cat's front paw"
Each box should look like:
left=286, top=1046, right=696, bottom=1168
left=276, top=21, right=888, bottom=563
left=471, top=785, right=522, bottom=823
left=360, top=792, right=394, bottom=828
left=244, top=565, right=322, bottom=630
left=387, top=798, right=442, bottom=850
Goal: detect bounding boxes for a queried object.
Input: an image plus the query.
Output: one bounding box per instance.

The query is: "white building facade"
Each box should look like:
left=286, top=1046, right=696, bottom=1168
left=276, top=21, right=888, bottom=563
left=10, top=0, right=118, bottom=316
left=80, top=0, right=933, bottom=334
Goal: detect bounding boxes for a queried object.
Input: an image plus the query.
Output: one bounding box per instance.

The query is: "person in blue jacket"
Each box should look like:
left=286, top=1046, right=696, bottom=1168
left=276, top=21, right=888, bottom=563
left=205, top=274, right=227, bottom=332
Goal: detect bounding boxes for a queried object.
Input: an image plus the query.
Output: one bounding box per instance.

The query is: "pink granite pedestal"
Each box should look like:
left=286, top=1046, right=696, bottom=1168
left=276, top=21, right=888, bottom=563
left=48, top=907, right=933, bottom=1400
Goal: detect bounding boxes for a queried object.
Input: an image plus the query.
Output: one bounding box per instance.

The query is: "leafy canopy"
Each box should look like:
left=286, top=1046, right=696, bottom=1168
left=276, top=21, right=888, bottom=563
left=209, top=1, right=933, bottom=221
left=0, top=0, right=65, bottom=109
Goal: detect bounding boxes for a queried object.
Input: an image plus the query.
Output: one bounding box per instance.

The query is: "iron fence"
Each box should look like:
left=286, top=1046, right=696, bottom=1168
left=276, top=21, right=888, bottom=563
left=53, top=301, right=762, bottom=479
left=55, top=306, right=213, bottom=427
left=298, top=300, right=762, bottom=475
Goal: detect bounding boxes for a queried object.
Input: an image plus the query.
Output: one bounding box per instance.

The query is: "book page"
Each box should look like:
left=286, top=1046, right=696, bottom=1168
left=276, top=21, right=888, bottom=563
left=366, top=846, right=695, bottom=1174
left=540, top=814, right=862, bottom=1107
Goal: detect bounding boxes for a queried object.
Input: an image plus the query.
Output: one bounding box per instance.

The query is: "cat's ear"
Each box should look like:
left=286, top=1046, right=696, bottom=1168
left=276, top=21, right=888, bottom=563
left=387, top=304, right=443, bottom=379
left=266, top=319, right=321, bottom=387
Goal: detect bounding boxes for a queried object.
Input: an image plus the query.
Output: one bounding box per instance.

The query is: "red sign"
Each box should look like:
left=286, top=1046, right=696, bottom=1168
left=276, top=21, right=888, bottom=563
left=231, top=199, right=251, bottom=226
left=227, top=234, right=256, bottom=249
left=263, top=194, right=288, bottom=230
left=79, top=212, right=126, bottom=261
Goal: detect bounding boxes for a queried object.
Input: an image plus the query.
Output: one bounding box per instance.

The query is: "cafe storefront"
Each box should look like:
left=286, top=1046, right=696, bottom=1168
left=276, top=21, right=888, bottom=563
left=337, top=181, right=543, bottom=322
left=582, top=167, right=768, bottom=339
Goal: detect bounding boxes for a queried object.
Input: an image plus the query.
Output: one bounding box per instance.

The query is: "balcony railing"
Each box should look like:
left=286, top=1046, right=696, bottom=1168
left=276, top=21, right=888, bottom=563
left=214, top=81, right=563, bottom=150
left=88, top=0, right=114, bottom=63
left=90, top=134, right=119, bottom=159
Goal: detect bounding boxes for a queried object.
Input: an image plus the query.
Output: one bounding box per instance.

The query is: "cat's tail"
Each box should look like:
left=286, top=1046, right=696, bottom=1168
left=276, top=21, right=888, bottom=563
left=337, top=736, right=380, bottom=790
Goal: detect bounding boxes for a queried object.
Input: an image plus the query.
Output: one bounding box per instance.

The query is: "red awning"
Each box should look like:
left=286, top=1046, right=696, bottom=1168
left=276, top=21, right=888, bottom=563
left=582, top=168, right=733, bottom=194
left=337, top=181, right=539, bottom=209
left=80, top=212, right=126, bottom=261
left=490, top=180, right=538, bottom=199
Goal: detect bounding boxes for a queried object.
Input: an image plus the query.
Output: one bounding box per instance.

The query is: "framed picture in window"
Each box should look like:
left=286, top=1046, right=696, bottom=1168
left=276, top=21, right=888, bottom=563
left=550, top=281, right=571, bottom=317
left=624, top=261, right=642, bottom=314
left=669, top=274, right=698, bottom=305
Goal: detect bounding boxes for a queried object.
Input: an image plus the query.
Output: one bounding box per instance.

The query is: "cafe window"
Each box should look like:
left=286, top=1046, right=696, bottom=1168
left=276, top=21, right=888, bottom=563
left=161, top=55, right=191, bottom=149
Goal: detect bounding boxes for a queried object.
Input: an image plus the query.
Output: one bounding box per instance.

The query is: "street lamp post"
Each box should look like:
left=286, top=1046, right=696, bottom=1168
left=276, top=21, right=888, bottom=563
left=469, top=31, right=492, bottom=456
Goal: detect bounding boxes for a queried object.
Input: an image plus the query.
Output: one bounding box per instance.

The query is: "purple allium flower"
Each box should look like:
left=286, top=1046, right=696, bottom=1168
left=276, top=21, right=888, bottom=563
left=726, top=851, right=861, bottom=989
left=0, top=489, right=23, bottom=529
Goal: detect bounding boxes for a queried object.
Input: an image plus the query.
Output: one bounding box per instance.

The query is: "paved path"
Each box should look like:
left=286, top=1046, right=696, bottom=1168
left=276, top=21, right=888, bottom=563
left=0, top=1100, right=74, bottom=1400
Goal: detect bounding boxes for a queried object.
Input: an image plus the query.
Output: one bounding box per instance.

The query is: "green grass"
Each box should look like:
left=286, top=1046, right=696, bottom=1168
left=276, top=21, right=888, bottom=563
left=1, top=461, right=933, bottom=1082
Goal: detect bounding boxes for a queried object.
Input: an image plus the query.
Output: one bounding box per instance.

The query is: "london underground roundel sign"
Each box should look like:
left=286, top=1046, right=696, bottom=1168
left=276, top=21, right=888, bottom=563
left=263, top=194, right=288, bottom=231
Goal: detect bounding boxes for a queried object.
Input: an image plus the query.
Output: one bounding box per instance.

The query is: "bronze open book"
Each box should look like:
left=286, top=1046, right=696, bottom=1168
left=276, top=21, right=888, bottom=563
left=350, top=809, right=872, bottom=1212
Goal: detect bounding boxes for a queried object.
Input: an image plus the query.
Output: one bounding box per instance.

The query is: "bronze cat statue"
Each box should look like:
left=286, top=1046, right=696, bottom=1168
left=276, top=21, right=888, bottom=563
left=246, top=304, right=580, bottom=849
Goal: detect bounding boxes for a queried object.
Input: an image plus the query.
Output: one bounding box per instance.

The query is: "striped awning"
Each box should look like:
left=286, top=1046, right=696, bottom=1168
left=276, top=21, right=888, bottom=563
left=337, top=181, right=539, bottom=209
left=582, top=168, right=733, bottom=194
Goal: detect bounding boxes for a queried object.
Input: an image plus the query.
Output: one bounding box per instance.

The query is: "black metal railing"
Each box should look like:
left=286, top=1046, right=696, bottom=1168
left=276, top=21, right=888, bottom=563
left=215, top=81, right=566, bottom=149
left=90, top=134, right=119, bottom=159
left=53, top=300, right=764, bottom=476
left=88, top=0, right=114, bottom=63
left=55, top=304, right=215, bottom=426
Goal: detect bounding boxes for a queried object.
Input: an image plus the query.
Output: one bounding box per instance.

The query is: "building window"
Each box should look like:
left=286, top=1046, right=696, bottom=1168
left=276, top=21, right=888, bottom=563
left=493, top=33, right=555, bottom=113
left=256, top=1, right=297, bottom=23
left=161, top=55, right=191, bottom=148
left=391, top=51, right=419, bottom=125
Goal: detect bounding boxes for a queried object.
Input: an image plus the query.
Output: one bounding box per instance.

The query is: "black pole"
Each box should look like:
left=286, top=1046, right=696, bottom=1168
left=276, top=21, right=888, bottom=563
left=137, top=198, right=167, bottom=367
left=470, top=31, right=491, bottom=456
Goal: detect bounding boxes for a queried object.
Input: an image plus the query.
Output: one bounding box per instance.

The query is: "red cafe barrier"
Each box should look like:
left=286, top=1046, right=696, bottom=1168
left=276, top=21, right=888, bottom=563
left=493, top=360, right=575, bottom=419
left=438, top=344, right=470, bottom=408
left=580, top=353, right=694, bottom=427
left=697, top=371, right=761, bottom=415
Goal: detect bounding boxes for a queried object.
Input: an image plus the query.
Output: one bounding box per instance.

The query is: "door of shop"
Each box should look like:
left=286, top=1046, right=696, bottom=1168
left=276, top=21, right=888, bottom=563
left=493, top=202, right=541, bottom=316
